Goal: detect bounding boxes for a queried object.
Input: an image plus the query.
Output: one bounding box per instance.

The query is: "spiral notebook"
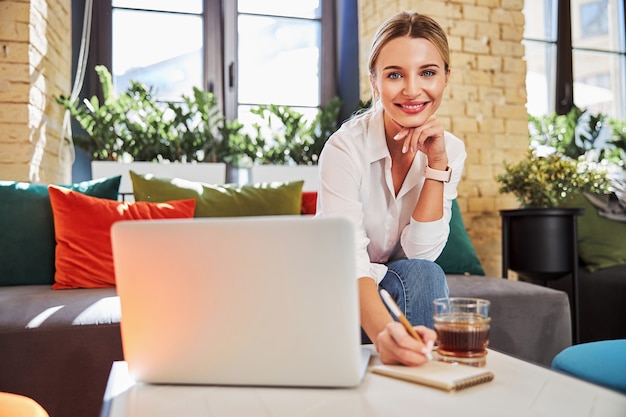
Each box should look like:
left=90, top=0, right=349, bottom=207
left=372, top=360, right=494, bottom=392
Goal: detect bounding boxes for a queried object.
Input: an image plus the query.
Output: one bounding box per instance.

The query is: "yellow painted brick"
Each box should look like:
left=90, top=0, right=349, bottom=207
left=0, top=102, right=28, bottom=123
left=503, top=56, right=526, bottom=73
left=501, top=0, right=525, bottom=10
left=491, top=39, right=525, bottom=57
left=463, top=37, right=490, bottom=54
left=1, top=62, right=30, bottom=83
left=450, top=20, right=476, bottom=37
left=479, top=22, right=501, bottom=40
left=460, top=69, right=493, bottom=86
left=0, top=42, right=29, bottom=64
left=494, top=103, right=527, bottom=119
left=0, top=162, right=31, bottom=181
left=504, top=85, right=528, bottom=104
left=478, top=86, right=506, bottom=104
left=490, top=7, right=516, bottom=25
left=452, top=117, right=479, bottom=133
left=477, top=55, right=502, bottom=71
left=476, top=0, right=500, bottom=7
left=450, top=84, right=479, bottom=102
left=466, top=102, right=494, bottom=118
left=462, top=5, right=491, bottom=22
left=451, top=51, right=478, bottom=70
left=479, top=117, right=505, bottom=134
left=501, top=23, right=523, bottom=41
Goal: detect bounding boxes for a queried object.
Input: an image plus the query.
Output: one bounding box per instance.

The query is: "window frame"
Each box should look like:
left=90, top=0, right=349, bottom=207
left=84, top=0, right=336, bottom=122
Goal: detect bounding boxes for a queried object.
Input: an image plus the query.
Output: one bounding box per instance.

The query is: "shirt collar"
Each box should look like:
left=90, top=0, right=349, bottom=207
left=365, top=107, right=391, bottom=163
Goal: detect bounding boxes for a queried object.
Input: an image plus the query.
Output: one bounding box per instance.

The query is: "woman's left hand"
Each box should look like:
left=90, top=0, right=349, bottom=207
left=394, top=115, right=447, bottom=165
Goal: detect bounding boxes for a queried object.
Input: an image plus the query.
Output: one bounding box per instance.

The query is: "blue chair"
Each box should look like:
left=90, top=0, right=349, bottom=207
left=551, top=339, right=626, bottom=394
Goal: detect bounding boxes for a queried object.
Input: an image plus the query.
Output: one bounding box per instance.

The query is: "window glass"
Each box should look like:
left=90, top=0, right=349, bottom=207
left=112, top=9, right=203, bottom=101
left=573, top=50, right=622, bottom=116
left=523, top=0, right=557, bottom=41
left=238, top=0, right=320, bottom=19
left=524, top=40, right=557, bottom=116
left=573, top=0, right=624, bottom=52
left=237, top=14, right=321, bottom=108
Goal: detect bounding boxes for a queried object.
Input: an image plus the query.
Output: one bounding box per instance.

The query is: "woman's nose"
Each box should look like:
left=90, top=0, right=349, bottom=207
left=402, top=76, right=421, bottom=97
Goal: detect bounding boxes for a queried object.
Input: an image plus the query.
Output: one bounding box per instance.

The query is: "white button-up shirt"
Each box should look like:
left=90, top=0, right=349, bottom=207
left=316, top=107, right=466, bottom=283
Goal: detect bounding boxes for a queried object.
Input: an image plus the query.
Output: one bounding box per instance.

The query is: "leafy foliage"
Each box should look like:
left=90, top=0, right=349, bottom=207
left=57, top=66, right=227, bottom=162
left=496, top=106, right=626, bottom=208
left=229, top=97, right=343, bottom=166
left=496, top=150, right=610, bottom=208
left=57, top=66, right=342, bottom=165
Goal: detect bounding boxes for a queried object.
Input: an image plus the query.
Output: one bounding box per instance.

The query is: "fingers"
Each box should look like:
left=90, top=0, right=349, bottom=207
left=393, top=116, right=445, bottom=155
left=377, top=322, right=433, bottom=366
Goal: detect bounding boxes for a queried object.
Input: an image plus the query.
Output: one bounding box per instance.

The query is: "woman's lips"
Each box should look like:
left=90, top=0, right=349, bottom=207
left=396, top=102, right=428, bottom=115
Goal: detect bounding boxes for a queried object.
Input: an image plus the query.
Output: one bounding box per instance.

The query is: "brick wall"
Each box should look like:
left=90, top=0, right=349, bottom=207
left=358, top=0, right=528, bottom=276
left=0, top=0, right=72, bottom=184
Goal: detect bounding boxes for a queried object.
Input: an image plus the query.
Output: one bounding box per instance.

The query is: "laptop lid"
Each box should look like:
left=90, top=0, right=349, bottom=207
left=111, top=215, right=365, bottom=387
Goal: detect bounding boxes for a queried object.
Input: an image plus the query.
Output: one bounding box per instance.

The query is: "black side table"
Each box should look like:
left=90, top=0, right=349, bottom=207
left=500, top=208, right=584, bottom=344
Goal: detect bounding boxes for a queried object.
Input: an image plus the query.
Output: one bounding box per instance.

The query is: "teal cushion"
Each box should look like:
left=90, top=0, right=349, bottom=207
left=435, top=199, right=485, bottom=276
left=0, top=176, right=121, bottom=286
left=551, top=339, right=626, bottom=394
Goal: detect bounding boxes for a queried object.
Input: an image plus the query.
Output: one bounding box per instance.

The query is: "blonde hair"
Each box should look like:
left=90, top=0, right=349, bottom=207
left=368, top=11, right=450, bottom=78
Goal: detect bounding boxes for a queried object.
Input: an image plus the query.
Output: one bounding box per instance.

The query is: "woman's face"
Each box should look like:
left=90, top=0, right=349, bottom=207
left=371, top=36, right=449, bottom=133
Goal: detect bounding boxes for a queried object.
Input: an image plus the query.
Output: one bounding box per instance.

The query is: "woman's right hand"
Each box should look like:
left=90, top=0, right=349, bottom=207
left=376, top=322, right=436, bottom=366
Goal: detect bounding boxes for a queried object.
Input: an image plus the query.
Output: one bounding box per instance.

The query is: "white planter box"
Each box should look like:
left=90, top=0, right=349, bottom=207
left=250, top=165, right=319, bottom=191
left=91, top=161, right=227, bottom=198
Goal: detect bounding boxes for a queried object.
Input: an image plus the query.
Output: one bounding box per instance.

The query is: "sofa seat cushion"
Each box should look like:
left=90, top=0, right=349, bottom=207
left=447, top=275, right=572, bottom=366
left=0, top=286, right=120, bottom=332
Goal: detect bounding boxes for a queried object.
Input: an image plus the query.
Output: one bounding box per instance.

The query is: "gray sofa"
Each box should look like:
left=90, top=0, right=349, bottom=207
left=0, top=274, right=572, bottom=417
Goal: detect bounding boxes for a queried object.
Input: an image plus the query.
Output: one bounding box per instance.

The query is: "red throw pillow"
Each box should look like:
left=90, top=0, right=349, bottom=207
left=301, top=191, right=318, bottom=215
left=48, top=185, right=196, bottom=289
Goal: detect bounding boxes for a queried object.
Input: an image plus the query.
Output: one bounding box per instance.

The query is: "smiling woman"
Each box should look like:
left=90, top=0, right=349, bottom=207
left=316, top=11, right=467, bottom=367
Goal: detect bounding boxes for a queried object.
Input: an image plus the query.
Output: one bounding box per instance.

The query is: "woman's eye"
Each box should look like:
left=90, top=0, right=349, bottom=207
left=422, top=70, right=436, bottom=77
left=388, top=72, right=402, bottom=79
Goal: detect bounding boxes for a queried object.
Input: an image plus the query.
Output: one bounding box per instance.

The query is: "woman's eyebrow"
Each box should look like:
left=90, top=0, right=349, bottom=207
left=382, top=63, right=441, bottom=72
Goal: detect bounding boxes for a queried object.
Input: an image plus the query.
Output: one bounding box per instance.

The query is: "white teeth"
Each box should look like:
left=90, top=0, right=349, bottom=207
left=401, top=103, right=425, bottom=109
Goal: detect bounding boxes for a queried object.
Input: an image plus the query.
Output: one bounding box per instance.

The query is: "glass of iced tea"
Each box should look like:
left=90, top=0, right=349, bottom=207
left=433, top=297, right=491, bottom=367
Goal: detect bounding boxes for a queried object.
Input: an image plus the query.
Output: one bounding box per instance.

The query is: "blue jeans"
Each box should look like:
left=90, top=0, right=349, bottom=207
left=361, top=258, right=449, bottom=343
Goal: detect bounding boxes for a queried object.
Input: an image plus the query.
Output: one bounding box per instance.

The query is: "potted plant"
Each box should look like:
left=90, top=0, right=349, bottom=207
left=233, top=97, right=342, bottom=190
left=495, top=107, right=621, bottom=343
left=57, top=66, right=231, bottom=193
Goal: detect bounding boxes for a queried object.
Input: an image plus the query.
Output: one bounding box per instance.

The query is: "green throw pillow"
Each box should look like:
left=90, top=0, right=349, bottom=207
left=0, top=176, right=121, bottom=286
left=435, top=199, right=485, bottom=276
left=130, top=171, right=304, bottom=217
left=563, top=194, right=626, bottom=272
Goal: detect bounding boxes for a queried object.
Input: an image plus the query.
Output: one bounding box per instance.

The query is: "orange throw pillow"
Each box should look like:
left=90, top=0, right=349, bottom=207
left=48, top=185, right=196, bottom=289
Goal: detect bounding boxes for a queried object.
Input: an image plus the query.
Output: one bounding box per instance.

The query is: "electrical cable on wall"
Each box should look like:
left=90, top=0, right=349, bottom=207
left=59, top=0, right=93, bottom=166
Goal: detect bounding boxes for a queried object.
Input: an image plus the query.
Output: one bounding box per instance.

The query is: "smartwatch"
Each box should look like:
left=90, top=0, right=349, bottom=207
left=424, top=165, right=452, bottom=183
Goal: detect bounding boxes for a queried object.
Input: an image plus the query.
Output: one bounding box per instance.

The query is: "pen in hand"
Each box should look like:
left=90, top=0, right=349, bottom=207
left=379, top=289, right=433, bottom=361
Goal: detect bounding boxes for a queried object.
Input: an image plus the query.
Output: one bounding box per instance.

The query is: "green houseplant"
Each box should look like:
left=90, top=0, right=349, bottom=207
left=230, top=97, right=342, bottom=166
left=56, top=65, right=227, bottom=163
left=497, top=107, right=617, bottom=208
left=496, top=107, right=623, bottom=343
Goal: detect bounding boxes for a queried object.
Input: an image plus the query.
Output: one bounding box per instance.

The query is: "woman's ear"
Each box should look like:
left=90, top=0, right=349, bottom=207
left=369, top=74, right=380, bottom=100
left=445, top=68, right=451, bottom=86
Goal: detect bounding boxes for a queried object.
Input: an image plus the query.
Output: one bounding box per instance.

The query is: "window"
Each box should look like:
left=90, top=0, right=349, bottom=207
left=523, top=0, right=626, bottom=118
left=103, top=0, right=335, bottom=121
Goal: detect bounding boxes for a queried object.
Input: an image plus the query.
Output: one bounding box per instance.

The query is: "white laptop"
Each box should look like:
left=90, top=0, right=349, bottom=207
left=111, top=215, right=368, bottom=388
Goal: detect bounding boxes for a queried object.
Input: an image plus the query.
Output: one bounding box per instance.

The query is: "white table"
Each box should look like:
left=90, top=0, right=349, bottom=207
left=100, top=347, right=626, bottom=417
